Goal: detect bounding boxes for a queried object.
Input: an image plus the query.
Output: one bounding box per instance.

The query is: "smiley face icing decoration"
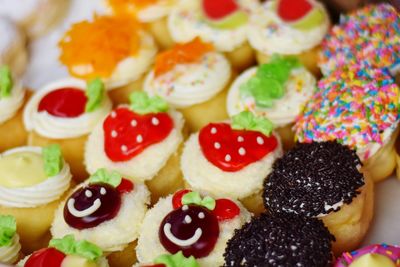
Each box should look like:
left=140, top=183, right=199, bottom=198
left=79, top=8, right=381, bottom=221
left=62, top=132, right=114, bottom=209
left=51, top=168, right=150, bottom=253
left=136, top=190, right=251, bottom=266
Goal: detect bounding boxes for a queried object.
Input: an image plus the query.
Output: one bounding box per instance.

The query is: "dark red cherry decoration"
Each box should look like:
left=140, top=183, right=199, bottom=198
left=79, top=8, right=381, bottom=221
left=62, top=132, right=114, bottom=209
left=213, top=199, right=240, bottom=221
left=38, top=88, right=87, bottom=118
left=199, top=123, right=278, bottom=172
left=116, top=178, right=134, bottom=194
left=277, top=0, right=312, bottom=22
left=25, top=248, right=66, bottom=267
left=172, top=189, right=192, bottom=209
left=159, top=205, right=219, bottom=258
left=64, top=183, right=122, bottom=229
left=202, top=0, right=239, bottom=20
left=103, top=107, right=174, bottom=162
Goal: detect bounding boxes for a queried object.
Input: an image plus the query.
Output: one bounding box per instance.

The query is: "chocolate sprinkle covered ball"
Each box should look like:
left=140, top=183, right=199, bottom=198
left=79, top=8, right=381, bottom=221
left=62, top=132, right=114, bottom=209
left=264, top=141, right=365, bottom=217
left=223, top=214, right=334, bottom=267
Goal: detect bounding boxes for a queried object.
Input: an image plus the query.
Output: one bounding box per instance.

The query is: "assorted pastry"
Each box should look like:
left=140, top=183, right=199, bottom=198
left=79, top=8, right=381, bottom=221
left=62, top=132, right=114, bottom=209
left=0, top=1, right=400, bottom=267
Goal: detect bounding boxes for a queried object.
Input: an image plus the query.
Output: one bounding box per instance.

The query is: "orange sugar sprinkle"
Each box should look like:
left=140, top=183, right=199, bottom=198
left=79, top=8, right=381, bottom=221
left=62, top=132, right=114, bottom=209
left=108, top=0, right=158, bottom=15
left=59, top=15, right=141, bottom=79
left=154, top=37, right=214, bottom=77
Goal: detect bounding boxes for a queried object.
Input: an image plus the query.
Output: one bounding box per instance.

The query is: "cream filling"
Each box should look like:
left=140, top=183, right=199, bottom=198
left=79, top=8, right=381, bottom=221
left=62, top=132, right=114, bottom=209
left=0, top=234, right=21, bottom=264
left=0, top=146, right=72, bottom=208
left=0, top=80, right=25, bottom=124
left=85, top=109, right=184, bottom=182
left=23, top=78, right=112, bottom=139
left=144, top=52, right=231, bottom=108
left=227, top=66, right=316, bottom=127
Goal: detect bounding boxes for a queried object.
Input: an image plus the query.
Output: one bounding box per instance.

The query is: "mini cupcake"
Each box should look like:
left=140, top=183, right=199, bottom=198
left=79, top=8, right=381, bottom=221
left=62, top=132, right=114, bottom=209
left=135, top=252, right=199, bottom=267
left=168, top=0, right=260, bottom=70
left=0, top=0, right=69, bottom=38
left=0, top=66, right=28, bottom=152
left=0, top=17, right=27, bottom=77
left=58, top=15, right=157, bottom=104
left=223, top=213, right=334, bottom=267
left=319, top=4, right=400, bottom=77
left=144, top=38, right=231, bottom=131
left=181, top=111, right=283, bottom=214
left=247, top=0, right=330, bottom=76
left=51, top=169, right=149, bottom=267
left=334, top=244, right=400, bottom=267
left=0, top=215, right=22, bottom=264
left=226, top=55, right=316, bottom=149
left=0, top=145, right=72, bottom=253
left=17, top=235, right=109, bottom=267
left=295, top=66, right=400, bottom=182
left=106, top=0, right=177, bottom=49
left=85, top=92, right=184, bottom=203
left=263, top=141, right=374, bottom=255
left=23, top=78, right=112, bottom=182
left=136, top=189, right=251, bottom=266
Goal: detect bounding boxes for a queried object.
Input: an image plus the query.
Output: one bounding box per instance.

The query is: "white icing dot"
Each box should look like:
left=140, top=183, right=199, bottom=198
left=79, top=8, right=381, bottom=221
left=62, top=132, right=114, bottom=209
left=257, top=136, right=264, bottom=145
left=121, top=145, right=128, bottom=152
left=111, top=130, right=118, bottom=138
left=211, top=127, right=217, bottom=134
left=111, top=111, right=117, bottom=118
left=237, top=136, right=244, bottom=142
left=238, top=147, right=246, bottom=156
left=182, top=205, right=189, bottom=211
left=100, top=187, right=106, bottom=195
left=198, top=212, right=205, bottom=219
left=136, top=134, right=143, bottom=143
left=225, top=154, right=231, bottom=162
left=151, top=117, right=159, bottom=126
left=184, top=215, right=192, bottom=224
left=131, top=120, right=137, bottom=127
left=214, top=142, right=221, bottom=149
left=85, top=190, right=92, bottom=198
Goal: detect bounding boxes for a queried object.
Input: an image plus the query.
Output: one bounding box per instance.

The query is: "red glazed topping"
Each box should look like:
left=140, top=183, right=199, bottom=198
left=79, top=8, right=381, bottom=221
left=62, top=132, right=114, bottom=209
left=199, top=123, right=278, bottom=172
left=159, top=205, right=219, bottom=258
left=64, top=183, right=122, bottom=229
left=103, top=107, right=174, bottom=162
left=202, top=0, right=239, bottom=20
left=38, top=88, right=87, bottom=118
left=116, top=178, right=134, bottom=194
left=172, top=189, right=192, bottom=209
left=25, top=248, right=66, bottom=267
left=277, top=0, right=312, bottom=22
left=213, top=199, right=240, bottom=221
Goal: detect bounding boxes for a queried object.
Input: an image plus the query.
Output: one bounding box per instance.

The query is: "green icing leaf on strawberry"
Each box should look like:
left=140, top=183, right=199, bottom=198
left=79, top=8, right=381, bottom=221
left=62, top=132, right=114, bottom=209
left=154, top=251, right=200, bottom=267
left=130, top=92, right=168, bottom=115
left=0, top=215, right=16, bottom=247
left=231, top=111, right=274, bottom=136
left=85, top=78, right=105, bottom=112
left=49, top=235, right=102, bottom=261
left=0, top=66, right=13, bottom=98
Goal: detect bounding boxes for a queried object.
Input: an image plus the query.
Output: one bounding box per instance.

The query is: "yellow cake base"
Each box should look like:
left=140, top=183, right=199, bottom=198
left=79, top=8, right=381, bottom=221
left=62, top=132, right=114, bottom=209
left=106, top=241, right=137, bottom=267
left=0, top=107, right=28, bottom=153
left=146, top=17, right=174, bottom=50
left=108, top=75, right=146, bottom=106
left=225, top=42, right=256, bottom=72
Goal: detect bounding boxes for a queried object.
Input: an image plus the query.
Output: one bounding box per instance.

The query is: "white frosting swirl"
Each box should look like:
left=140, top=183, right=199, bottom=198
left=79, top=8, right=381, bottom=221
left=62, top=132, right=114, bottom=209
left=167, top=0, right=260, bottom=52
left=0, top=79, right=25, bottom=124
left=0, top=234, right=21, bottom=264
left=144, top=52, right=231, bottom=108
left=137, top=0, right=176, bottom=22
left=0, top=146, right=72, bottom=208
left=227, top=66, right=316, bottom=127
left=23, top=77, right=112, bottom=139
left=247, top=0, right=330, bottom=55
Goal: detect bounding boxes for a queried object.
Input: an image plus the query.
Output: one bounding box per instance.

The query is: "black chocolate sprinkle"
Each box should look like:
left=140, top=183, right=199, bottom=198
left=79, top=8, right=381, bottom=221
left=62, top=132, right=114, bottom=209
left=263, top=141, right=365, bottom=217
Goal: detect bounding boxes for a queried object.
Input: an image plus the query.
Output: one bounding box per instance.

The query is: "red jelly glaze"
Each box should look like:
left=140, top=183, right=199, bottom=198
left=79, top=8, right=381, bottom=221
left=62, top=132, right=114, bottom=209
left=116, top=178, right=134, bottom=194
left=64, top=183, right=122, bottom=229
left=213, top=199, right=240, bottom=221
left=25, top=248, right=66, bottom=267
left=199, top=123, right=278, bottom=172
left=159, top=205, right=219, bottom=259
left=172, top=189, right=192, bottom=209
left=277, top=0, right=312, bottom=22
left=103, top=107, right=174, bottom=162
left=202, top=0, right=238, bottom=20
left=38, top=88, right=87, bottom=118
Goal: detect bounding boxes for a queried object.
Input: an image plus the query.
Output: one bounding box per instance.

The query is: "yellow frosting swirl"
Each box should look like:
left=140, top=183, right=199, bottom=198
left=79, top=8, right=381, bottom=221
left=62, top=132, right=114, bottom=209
left=349, top=254, right=396, bottom=267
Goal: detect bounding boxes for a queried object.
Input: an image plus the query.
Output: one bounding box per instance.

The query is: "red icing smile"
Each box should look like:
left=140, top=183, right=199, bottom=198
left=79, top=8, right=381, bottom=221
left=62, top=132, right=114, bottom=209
left=103, top=107, right=174, bottom=162
left=198, top=123, right=278, bottom=172
left=25, top=248, right=66, bottom=267
left=38, top=88, right=87, bottom=118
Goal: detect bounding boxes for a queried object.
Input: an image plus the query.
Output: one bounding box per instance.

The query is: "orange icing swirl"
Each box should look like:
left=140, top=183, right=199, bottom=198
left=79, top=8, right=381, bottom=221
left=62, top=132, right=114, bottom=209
left=108, top=0, right=158, bottom=15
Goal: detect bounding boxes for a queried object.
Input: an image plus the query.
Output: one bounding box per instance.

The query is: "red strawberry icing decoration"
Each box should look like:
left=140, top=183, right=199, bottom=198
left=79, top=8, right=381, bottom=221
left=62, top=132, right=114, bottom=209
left=25, top=248, right=66, bottom=267
left=277, top=0, right=313, bottom=22
left=202, top=0, right=239, bottom=20
left=38, top=88, right=87, bottom=118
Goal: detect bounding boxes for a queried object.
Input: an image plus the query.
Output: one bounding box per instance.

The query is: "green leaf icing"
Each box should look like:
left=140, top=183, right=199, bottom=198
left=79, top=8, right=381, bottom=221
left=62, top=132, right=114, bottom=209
left=0, top=215, right=16, bottom=247
left=0, top=66, right=13, bottom=98
left=182, top=192, right=216, bottom=211
left=49, top=235, right=102, bottom=261
left=85, top=78, right=105, bottom=112
left=154, top=251, right=200, bottom=267
left=88, top=168, right=122, bottom=188
left=42, top=144, right=63, bottom=177
left=130, top=91, right=168, bottom=115
left=239, top=55, right=300, bottom=108
left=231, top=111, right=274, bottom=136
left=206, top=11, right=248, bottom=30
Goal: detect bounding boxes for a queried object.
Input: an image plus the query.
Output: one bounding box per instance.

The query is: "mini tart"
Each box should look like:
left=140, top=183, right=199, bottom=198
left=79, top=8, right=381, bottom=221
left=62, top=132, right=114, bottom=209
left=167, top=0, right=259, bottom=53
left=334, top=244, right=400, bottom=267
left=136, top=190, right=251, bottom=266
left=0, top=215, right=21, bottom=264
left=51, top=171, right=150, bottom=252
left=58, top=16, right=157, bottom=89
left=319, top=4, right=400, bottom=76
left=223, top=213, right=334, bottom=267
left=247, top=0, right=330, bottom=56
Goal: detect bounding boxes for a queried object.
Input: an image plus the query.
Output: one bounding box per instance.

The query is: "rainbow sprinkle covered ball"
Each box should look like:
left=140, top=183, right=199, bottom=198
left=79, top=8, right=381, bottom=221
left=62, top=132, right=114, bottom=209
left=319, top=4, right=400, bottom=76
